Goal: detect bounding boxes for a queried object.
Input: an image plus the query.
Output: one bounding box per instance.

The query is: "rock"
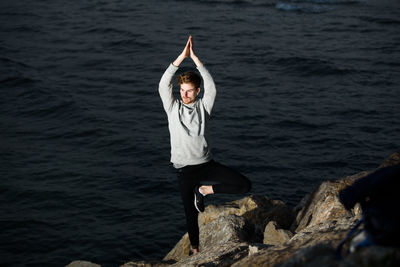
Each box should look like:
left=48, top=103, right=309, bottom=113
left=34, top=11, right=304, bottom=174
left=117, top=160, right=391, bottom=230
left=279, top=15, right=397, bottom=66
left=163, top=195, right=295, bottom=262
left=291, top=172, right=366, bottom=233
left=288, top=217, right=359, bottom=249
left=120, top=260, right=173, bottom=267
left=276, top=244, right=338, bottom=267
left=164, top=215, right=252, bottom=263
left=248, top=243, right=271, bottom=256
left=65, top=261, right=101, bottom=267
left=169, top=241, right=249, bottom=267
left=233, top=216, right=358, bottom=267
left=379, top=152, right=400, bottom=168
left=90, top=152, right=400, bottom=267
left=199, top=214, right=252, bottom=249
left=292, top=152, right=400, bottom=234
left=163, top=233, right=190, bottom=262
left=248, top=244, right=260, bottom=256
left=233, top=152, right=400, bottom=267
left=263, top=221, right=293, bottom=246
left=199, top=195, right=294, bottom=241
left=232, top=243, right=295, bottom=267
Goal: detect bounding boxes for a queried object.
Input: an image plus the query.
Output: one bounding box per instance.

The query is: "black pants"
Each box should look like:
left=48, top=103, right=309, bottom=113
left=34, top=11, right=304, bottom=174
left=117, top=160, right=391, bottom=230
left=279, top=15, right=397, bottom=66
left=176, top=160, right=251, bottom=249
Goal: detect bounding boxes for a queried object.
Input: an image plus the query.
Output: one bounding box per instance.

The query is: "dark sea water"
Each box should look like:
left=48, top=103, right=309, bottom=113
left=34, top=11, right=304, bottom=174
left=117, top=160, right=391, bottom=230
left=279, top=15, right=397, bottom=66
left=1, top=0, right=399, bottom=266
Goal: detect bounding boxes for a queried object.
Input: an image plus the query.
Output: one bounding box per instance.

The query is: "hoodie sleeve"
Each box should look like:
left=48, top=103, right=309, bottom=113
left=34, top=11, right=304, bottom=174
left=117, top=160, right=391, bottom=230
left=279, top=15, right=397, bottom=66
left=197, top=65, right=216, bottom=115
left=158, top=63, right=179, bottom=113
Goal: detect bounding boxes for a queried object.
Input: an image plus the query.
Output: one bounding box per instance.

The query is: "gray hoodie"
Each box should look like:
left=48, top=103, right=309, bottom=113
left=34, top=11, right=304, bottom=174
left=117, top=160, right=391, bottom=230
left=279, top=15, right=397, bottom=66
left=158, top=63, right=217, bottom=168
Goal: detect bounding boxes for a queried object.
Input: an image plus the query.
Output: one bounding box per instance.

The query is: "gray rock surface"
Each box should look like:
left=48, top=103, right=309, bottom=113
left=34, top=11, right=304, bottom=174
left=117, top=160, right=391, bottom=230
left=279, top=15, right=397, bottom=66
left=263, top=221, right=293, bottom=246
left=163, top=194, right=294, bottom=263
left=291, top=173, right=365, bottom=233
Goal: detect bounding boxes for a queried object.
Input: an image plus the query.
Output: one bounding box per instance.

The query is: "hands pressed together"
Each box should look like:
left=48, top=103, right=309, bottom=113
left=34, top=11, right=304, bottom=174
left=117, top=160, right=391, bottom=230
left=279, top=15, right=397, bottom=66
left=173, top=35, right=203, bottom=67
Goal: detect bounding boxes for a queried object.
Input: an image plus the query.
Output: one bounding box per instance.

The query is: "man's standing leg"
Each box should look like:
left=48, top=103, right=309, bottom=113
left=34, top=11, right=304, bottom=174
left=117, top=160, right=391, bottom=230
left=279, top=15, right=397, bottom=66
left=177, top=168, right=200, bottom=252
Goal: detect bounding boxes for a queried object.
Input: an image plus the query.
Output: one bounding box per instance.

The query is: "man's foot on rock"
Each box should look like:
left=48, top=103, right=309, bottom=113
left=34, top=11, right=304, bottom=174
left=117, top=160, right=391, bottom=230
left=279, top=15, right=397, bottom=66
left=194, top=186, right=205, bottom=212
left=189, top=246, right=199, bottom=256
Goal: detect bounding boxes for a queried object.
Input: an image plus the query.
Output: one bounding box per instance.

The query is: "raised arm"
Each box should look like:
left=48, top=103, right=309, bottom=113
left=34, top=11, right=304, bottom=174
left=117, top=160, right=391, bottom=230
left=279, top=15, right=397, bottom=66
left=158, top=63, right=178, bottom=113
left=159, top=36, right=191, bottom=113
left=190, top=37, right=216, bottom=114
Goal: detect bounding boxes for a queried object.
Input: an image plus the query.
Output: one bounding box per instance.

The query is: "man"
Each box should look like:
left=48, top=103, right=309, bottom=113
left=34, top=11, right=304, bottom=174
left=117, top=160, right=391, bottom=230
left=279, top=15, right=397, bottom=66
left=158, top=35, right=251, bottom=254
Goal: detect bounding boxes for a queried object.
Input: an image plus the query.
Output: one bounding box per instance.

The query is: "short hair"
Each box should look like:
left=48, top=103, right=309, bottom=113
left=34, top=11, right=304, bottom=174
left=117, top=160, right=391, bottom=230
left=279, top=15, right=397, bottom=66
left=177, top=71, right=201, bottom=89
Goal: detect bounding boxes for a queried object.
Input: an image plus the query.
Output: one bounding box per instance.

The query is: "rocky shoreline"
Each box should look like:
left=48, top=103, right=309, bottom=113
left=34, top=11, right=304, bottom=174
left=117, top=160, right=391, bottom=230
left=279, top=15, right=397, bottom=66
left=67, top=152, right=400, bottom=267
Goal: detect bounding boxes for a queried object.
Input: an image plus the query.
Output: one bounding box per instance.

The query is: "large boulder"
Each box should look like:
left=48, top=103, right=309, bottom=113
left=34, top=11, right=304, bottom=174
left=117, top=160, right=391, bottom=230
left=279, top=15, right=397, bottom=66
left=291, top=173, right=365, bottom=233
left=169, top=241, right=249, bottom=267
left=163, top=195, right=294, bottom=262
left=232, top=216, right=358, bottom=267
left=292, top=152, right=400, bottom=234
left=234, top=152, right=400, bottom=267
left=162, top=233, right=191, bottom=263
left=163, top=215, right=254, bottom=265
left=263, top=221, right=293, bottom=246
left=199, top=194, right=294, bottom=246
left=199, top=195, right=294, bottom=232
left=199, top=214, right=252, bottom=249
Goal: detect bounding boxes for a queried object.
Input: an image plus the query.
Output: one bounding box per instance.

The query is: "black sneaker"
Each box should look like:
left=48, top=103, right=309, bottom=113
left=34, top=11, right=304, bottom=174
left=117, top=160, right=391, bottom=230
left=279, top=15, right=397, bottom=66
left=194, top=186, right=205, bottom=213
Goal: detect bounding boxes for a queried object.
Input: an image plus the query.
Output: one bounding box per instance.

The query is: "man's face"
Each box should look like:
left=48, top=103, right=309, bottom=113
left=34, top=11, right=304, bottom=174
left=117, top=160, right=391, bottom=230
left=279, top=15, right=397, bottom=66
left=180, top=83, right=200, bottom=104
